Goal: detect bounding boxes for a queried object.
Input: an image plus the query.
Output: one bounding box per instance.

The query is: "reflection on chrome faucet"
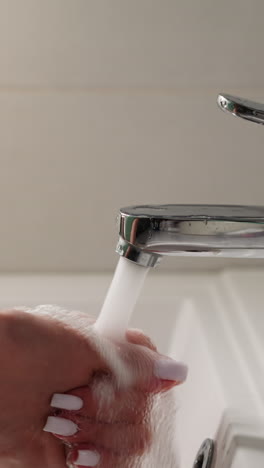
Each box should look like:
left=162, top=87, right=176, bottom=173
left=116, top=204, right=264, bottom=267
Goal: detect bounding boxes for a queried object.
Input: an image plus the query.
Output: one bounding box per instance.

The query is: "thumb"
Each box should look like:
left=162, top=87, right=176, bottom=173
left=89, top=326, right=188, bottom=393
left=126, top=328, right=188, bottom=392
left=127, top=343, right=188, bottom=393
left=116, top=329, right=188, bottom=393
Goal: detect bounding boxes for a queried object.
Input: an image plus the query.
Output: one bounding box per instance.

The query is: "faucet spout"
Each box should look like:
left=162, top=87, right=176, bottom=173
left=116, top=205, right=264, bottom=267
left=116, top=96, right=264, bottom=267
left=217, top=94, right=264, bottom=124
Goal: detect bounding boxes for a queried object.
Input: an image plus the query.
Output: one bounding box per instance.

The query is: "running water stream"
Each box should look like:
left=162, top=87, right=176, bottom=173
left=94, top=257, right=149, bottom=339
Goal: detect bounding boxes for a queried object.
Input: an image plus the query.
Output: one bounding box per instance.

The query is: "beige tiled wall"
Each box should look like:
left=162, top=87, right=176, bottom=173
left=1, top=0, right=264, bottom=272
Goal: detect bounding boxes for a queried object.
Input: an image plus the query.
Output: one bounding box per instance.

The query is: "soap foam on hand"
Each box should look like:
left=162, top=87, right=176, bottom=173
left=94, top=257, right=149, bottom=340
left=21, top=300, right=182, bottom=466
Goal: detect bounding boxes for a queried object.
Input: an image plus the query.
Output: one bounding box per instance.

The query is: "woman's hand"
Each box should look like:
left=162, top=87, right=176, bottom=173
left=0, top=306, right=104, bottom=467
left=0, top=306, right=187, bottom=468
left=46, top=327, right=187, bottom=468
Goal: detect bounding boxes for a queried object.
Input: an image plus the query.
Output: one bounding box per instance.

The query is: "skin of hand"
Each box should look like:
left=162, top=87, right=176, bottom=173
left=0, top=306, right=187, bottom=468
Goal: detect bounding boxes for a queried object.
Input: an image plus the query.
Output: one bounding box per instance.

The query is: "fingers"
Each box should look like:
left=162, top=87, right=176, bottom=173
left=66, top=444, right=136, bottom=468
left=44, top=386, right=151, bottom=454
left=50, top=385, right=149, bottom=424
left=56, top=417, right=150, bottom=454
left=66, top=445, right=101, bottom=468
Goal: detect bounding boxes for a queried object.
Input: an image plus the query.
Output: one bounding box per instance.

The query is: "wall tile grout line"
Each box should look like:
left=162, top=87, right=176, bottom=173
left=1, top=85, right=264, bottom=96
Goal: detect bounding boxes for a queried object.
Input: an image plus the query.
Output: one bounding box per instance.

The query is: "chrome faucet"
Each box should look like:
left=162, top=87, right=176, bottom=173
left=116, top=204, right=264, bottom=267
left=116, top=95, right=264, bottom=268
left=217, top=93, right=264, bottom=124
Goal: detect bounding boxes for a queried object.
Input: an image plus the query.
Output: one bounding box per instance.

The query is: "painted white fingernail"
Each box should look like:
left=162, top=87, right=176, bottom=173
left=51, top=393, right=83, bottom=410
left=43, top=416, right=78, bottom=436
left=154, top=360, right=188, bottom=382
left=75, top=450, right=100, bottom=466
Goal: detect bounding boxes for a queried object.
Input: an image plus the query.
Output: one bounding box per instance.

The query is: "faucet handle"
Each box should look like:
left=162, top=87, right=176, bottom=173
left=217, top=93, right=264, bottom=125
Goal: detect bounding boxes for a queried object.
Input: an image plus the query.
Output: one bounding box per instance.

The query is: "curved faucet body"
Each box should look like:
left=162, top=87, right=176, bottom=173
left=116, top=205, right=264, bottom=267
left=116, top=95, right=264, bottom=268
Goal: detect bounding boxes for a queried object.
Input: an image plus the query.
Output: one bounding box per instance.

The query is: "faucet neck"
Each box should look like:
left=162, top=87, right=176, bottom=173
left=116, top=204, right=264, bottom=267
